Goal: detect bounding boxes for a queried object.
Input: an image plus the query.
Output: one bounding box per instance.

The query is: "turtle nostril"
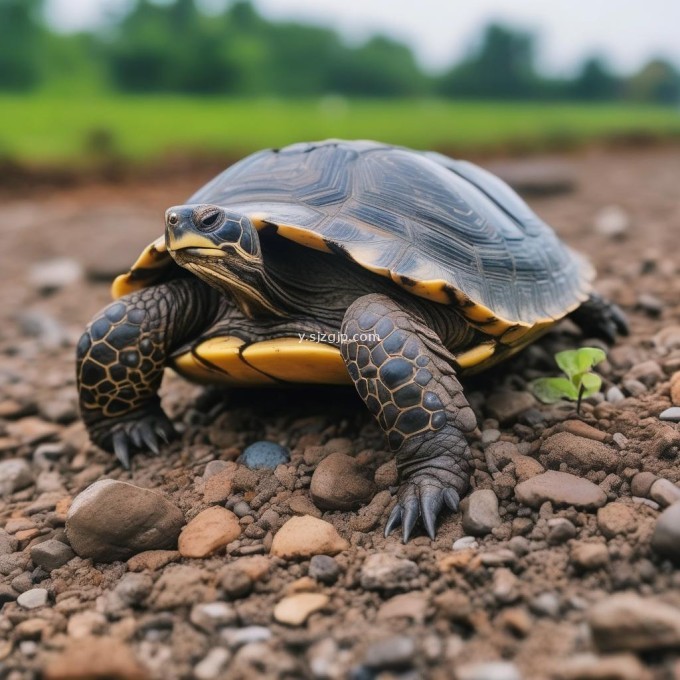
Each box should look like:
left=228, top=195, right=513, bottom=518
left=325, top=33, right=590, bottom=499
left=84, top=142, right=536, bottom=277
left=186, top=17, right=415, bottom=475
left=167, top=212, right=179, bottom=226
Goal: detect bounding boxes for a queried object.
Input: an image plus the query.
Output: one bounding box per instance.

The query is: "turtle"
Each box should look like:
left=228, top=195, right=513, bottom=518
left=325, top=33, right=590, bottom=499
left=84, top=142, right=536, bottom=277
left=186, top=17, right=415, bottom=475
left=76, top=139, right=628, bottom=542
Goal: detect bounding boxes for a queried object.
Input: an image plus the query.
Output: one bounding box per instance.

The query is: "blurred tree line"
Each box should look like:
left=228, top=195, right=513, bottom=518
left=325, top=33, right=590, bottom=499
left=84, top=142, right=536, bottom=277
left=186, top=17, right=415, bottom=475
left=1, top=0, right=679, bottom=104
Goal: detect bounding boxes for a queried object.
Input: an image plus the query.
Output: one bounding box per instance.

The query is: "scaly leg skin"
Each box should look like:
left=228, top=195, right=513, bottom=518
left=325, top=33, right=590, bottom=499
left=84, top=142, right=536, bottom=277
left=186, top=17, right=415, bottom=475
left=341, top=294, right=477, bottom=542
left=76, top=278, right=220, bottom=468
left=569, top=293, right=629, bottom=344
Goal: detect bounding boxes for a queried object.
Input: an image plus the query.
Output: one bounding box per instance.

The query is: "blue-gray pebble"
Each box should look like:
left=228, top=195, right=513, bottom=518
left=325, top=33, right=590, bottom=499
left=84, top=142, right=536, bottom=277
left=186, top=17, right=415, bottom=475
left=239, top=441, right=290, bottom=469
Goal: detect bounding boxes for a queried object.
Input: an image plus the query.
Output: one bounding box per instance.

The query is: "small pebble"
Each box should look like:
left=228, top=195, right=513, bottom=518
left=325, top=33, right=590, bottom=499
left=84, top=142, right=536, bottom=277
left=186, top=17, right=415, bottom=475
left=221, top=626, right=272, bottom=648
left=270, top=516, right=348, bottom=560
left=360, top=553, right=419, bottom=591
left=232, top=501, right=252, bottom=518
left=593, top=205, right=630, bottom=238
left=273, top=592, right=329, bottom=626
left=308, top=555, right=341, bottom=585
left=0, top=458, right=34, bottom=495
left=547, top=517, right=576, bottom=545
left=650, top=479, right=680, bottom=507
left=190, top=602, right=238, bottom=633
left=462, top=489, right=501, bottom=536
left=363, top=635, right=416, bottom=670
left=571, top=542, right=609, bottom=570
left=30, top=539, right=75, bottom=571
left=195, top=648, right=231, bottom=680
left=651, top=503, right=680, bottom=564
left=17, top=588, right=48, bottom=610
left=29, top=258, right=83, bottom=292
left=606, top=386, right=625, bottom=403
left=238, top=441, right=290, bottom=469
left=0, top=529, right=18, bottom=556
left=453, top=536, right=478, bottom=551
left=178, top=507, right=241, bottom=558
left=660, top=407, right=680, bottom=422
left=456, top=661, right=522, bottom=680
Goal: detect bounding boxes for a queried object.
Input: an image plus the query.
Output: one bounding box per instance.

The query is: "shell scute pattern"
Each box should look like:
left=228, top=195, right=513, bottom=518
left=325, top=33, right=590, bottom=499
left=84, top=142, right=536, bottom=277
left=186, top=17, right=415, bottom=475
left=188, top=140, right=592, bottom=326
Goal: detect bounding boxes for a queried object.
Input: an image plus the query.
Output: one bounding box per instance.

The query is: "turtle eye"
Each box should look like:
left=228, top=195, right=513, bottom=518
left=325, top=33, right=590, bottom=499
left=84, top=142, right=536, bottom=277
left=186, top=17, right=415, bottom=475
left=197, top=209, right=223, bottom=232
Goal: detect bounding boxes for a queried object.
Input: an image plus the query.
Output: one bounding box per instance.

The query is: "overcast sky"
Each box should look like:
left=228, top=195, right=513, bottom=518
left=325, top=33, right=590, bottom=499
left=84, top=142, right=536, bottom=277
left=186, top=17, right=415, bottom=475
left=45, top=0, right=680, bottom=75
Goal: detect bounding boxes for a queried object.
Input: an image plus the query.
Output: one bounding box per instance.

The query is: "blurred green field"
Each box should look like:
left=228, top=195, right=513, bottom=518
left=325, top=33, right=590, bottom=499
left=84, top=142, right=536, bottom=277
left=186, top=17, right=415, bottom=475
left=2, top=95, right=680, bottom=164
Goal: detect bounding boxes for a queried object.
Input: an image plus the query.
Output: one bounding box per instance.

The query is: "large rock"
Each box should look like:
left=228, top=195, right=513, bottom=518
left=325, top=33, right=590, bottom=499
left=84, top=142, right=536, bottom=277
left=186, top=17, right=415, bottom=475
left=588, top=593, right=680, bottom=652
left=178, top=507, right=241, bottom=558
left=541, top=432, right=619, bottom=472
left=515, top=471, right=607, bottom=510
left=651, top=502, right=680, bottom=564
left=66, top=480, right=185, bottom=562
left=270, top=515, right=348, bottom=560
left=310, top=452, right=376, bottom=511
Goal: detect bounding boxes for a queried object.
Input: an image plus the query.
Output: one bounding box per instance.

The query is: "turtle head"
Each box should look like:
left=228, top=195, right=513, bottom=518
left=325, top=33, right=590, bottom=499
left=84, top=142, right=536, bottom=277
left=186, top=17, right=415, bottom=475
left=165, top=204, right=279, bottom=317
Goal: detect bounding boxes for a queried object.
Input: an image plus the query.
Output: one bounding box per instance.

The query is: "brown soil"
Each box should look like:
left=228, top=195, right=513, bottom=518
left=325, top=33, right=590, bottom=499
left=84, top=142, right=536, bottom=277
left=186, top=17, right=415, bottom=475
left=1, top=146, right=680, bottom=680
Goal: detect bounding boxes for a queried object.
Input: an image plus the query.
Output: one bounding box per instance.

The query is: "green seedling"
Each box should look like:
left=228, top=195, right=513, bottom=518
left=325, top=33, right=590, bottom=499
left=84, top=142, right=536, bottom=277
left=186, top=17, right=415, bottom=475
left=531, top=347, right=606, bottom=415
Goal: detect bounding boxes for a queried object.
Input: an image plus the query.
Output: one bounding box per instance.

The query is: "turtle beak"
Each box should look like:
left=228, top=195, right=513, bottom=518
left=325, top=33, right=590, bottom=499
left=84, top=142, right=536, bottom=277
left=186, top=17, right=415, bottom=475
left=165, top=206, right=221, bottom=254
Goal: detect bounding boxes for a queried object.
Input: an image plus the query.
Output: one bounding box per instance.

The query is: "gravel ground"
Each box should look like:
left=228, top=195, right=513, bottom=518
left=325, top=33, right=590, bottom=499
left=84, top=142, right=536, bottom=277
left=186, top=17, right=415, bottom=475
left=1, top=146, right=680, bottom=680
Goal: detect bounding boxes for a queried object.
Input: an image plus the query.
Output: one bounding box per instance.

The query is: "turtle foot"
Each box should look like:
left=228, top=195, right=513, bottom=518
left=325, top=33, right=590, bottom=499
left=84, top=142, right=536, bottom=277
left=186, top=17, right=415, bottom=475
left=384, top=473, right=461, bottom=543
left=89, top=405, right=176, bottom=469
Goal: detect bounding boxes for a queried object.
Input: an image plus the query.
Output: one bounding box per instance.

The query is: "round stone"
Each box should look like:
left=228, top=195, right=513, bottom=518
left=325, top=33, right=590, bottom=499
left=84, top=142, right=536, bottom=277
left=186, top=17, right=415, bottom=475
left=238, top=441, right=290, bottom=469
left=178, top=507, right=241, bottom=558
left=308, top=555, right=341, bottom=585
left=270, top=516, right=349, bottom=560
left=17, top=588, right=48, bottom=610
left=462, top=490, right=502, bottom=536
left=310, top=452, right=376, bottom=511
left=66, top=479, right=185, bottom=562
left=273, top=593, right=329, bottom=626
left=515, top=471, right=607, bottom=510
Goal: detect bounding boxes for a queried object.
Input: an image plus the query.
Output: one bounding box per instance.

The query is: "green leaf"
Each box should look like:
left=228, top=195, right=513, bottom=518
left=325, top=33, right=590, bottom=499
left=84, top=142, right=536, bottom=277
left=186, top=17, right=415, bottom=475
left=579, top=372, right=602, bottom=397
left=531, top=377, right=580, bottom=404
left=555, top=347, right=606, bottom=379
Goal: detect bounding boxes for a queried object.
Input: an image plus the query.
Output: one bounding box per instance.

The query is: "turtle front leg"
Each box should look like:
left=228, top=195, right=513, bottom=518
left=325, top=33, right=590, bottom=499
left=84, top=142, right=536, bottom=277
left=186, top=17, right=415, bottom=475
left=341, top=294, right=477, bottom=542
left=77, top=278, right=220, bottom=468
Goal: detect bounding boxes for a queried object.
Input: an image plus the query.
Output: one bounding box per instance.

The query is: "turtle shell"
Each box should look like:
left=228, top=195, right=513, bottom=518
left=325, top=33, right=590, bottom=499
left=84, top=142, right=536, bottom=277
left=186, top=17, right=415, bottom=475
left=113, top=140, right=594, bottom=347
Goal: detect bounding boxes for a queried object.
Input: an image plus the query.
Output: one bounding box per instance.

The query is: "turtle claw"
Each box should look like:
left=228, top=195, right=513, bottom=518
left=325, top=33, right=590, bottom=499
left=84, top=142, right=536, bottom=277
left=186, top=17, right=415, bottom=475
left=401, top=498, right=420, bottom=543
left=384, top=505, right=402, bottom=538
left=96, top=406, right=176, bottom=468
left=443, top=488, right=461, bottom=512
left=385, top=475, right=461, bottom=543
left=139, top=423, right=160, bottom=455
left=113, top=431, right=131, bottom=470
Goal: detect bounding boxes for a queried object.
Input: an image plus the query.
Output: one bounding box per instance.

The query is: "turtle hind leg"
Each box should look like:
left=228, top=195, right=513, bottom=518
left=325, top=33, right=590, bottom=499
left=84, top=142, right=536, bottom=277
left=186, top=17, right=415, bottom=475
left=341, top=293, right=476, bottom=542
left=569, top=293, right=629, bottom=344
